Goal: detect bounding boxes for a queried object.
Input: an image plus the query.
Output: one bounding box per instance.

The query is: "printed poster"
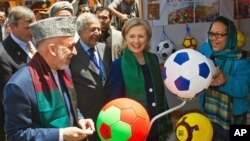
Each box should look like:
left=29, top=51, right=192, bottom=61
left=234, top=0, right=250, bottom=19
left=148, top=3, right=160, bottom=20
left=152, top=0, right=219, bottom=26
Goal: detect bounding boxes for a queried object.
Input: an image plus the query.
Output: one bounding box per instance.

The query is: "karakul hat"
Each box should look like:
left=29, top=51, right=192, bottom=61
left=29, top=16, right=76, bottom=43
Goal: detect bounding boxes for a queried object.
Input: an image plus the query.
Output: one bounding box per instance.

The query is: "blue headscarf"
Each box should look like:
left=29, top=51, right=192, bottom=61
left=199, top=16, right=238, bottom=75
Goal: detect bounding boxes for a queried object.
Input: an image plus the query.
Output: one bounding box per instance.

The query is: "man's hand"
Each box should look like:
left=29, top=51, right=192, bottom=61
left=78, top=118, right=95, bottom=134
left=120, top=13, right=129, bottom=22
left=62, top=127, right=93, bottom=141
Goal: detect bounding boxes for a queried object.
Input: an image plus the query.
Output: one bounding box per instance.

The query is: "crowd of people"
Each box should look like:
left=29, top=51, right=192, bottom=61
left=0, top=0, right=249, bottom=141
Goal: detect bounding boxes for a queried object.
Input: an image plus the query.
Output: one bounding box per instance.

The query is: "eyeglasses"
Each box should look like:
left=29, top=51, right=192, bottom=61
left=208, top=32, right=228, bottom=39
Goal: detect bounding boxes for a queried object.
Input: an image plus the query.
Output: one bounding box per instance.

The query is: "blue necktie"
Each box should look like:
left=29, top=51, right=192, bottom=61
left=88, top=48, right=106, bottom=81
left=88, top=48, right=98, bottom=66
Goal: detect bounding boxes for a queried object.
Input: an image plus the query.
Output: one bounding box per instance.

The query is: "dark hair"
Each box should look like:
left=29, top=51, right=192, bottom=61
left=95, top=6, right=112, bottom=19
left=209, top=16, right=237, bottom=50
left=212, top=16, right=229, bottom=30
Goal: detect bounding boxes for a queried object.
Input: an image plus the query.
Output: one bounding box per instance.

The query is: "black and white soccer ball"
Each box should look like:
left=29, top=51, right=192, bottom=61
left=156, top=40, right=176, bottom=60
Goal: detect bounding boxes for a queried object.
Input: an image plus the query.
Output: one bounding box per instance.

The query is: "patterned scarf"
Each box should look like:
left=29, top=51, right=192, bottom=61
left=121, top=48, right=172, bottom=140
left=28, top=53, right=77, bottom=128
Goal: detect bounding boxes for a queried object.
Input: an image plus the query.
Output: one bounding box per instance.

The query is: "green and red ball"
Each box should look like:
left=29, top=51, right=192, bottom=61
left=96, top=98, right=150, bottom=141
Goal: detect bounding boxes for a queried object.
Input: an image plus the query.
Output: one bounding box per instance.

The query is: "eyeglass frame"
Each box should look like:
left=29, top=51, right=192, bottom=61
left=207, top=32, right=228, bottom=39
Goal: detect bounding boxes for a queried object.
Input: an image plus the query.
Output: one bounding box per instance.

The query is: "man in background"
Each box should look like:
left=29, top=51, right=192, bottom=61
left=77, top=4, right=91, bottom=16
left=31, top=0, right=51, bottom=20
left=108, top=0, right=141, bottom=30
left=95, top=6, right=125, bottom=61
left=48, top=1, right=74, bottom=17
left=69, top=13, right=111, bottom=140
left=0, top=6, right=36, bottom=140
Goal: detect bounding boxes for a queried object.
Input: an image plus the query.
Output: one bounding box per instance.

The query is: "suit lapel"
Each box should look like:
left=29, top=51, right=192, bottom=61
left=96, top=44, right=104, bottom=61
left=97, top=43, right=111, bottom=78
left=3, top=36, right=29, bottom=63
left=75, top=41, right=99, bottom=75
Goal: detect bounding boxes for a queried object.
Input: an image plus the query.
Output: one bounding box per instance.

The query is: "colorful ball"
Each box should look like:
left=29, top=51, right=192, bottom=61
left=156, top=39, right=176, bottom=60
left=237, top=30, right=246, bottom=49
left=96, top=98, right=150, bottom=141
left=182, top=36, right=198, bottom=49
left=175, top=112, right=213, bottom=141
left=162, top=49, right=216, bottom=99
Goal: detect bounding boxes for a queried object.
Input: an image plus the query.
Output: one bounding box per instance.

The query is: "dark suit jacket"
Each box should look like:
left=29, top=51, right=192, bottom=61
left=69, top=41, right=111, bottom=140
left=0, top=36, right=29, bottom=95
left=0, top=35, right=29, bottom=140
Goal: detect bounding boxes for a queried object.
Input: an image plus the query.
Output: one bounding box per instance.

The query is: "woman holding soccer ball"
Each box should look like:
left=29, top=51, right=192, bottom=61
left=105, top=17, right=173, bottom=141
left=198, top=16, right=250, bottom=141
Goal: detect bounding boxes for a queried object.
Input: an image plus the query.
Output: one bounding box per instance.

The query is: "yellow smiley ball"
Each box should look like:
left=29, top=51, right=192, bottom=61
left=182, top=36, right=197, bottom=49
left=237, top=31, right=246, bottom=49
left=175, top=112, right=213, bottom=141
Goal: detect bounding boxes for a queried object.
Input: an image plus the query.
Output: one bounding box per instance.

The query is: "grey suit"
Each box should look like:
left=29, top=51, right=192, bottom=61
left=69, top=40, right=111, bottom=140
left=108, top=27, right=125, bottom=61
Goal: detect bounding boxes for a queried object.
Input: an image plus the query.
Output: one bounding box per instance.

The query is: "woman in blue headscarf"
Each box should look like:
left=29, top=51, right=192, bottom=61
left=198, top=16, right=250, bottom=141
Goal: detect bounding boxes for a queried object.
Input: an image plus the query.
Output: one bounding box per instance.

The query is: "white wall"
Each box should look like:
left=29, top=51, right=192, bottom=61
left=142, top=0, right=250, bottom=111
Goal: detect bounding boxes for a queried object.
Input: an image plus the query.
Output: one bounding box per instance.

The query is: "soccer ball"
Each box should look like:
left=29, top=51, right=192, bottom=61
left=175, top=112, right=213, bottom=141
left=162, top=49, right=216, bottom=99
left=96, top=98, right=150, bottom=141
left=156, top=39, right=176, bottom=60
left=182, top=36, right=198, bottom=49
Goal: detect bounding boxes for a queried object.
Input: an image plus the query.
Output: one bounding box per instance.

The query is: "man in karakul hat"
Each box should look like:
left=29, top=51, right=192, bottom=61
left=49, top=1, right=74, bottom=17
left=3, top=16, right=95, bottom=141
left=48, top=0, right=81, bottom=17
